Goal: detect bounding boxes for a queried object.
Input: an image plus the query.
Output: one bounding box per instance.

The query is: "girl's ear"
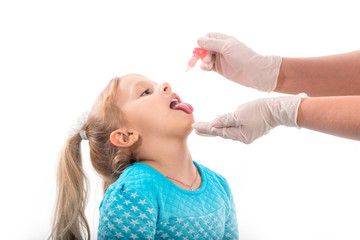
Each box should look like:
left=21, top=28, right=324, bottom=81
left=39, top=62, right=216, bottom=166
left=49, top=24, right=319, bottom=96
left=109, top=129, right=139, bottom=147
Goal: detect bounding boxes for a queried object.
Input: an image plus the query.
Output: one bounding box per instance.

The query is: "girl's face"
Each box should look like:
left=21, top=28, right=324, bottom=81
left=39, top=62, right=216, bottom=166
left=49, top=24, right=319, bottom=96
left=117, top=74, right=194, bottom=140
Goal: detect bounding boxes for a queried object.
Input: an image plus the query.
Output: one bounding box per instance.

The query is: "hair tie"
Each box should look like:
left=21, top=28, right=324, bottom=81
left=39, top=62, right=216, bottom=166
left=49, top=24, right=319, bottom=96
left=80, top=130, right=88, bottom=141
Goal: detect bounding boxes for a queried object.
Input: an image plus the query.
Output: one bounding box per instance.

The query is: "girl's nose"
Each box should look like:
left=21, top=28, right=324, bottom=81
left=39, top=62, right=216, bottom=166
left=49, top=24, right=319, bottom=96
left=159, top=82, right=172, bottom=94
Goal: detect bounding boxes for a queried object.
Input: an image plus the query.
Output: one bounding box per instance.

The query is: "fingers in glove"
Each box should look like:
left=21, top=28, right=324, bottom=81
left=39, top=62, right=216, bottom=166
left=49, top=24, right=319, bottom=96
left=202, top=51, right=213, bottom=64
left=199, top=51, right=214, bottom=71
left=192, top=122, right=212, bottom=131
left=199, top=63, right=213, bottom=71
left=214, top=52, right=223, bottom=75
left=212, top=112, right=238, bottom=128
left=192, top=122, right=216, bottom=136
left=192, top=122, right=252, bottom=144
left=208, top=127, right=251, bottom=144
left=192, top=122, right=230, bottom=139
left=192, top=122, right=234, bottom=139
left=194, top=130, right=216, bottom=137
left=197, top=36, right=226, bottom=53
left=206, top=32, right=233, bottom=40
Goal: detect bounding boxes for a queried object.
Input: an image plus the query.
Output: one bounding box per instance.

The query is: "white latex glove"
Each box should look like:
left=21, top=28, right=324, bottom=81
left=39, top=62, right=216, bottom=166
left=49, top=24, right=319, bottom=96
left=197, top=32, right=282, bottom=92
left=192, top=94, right=307, bottom=144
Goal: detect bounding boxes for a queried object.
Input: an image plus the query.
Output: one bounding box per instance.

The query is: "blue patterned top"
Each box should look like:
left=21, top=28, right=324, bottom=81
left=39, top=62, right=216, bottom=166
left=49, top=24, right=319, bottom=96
left=97, top=161, right=239, bottom=239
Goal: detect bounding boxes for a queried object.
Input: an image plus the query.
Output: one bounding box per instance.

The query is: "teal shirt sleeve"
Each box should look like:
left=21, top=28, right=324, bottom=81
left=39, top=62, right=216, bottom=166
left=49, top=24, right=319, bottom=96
left=224, top=191, right=239, bottom=239
left=215, top=173, right=239, bottom=239
left=97, top=183, right=158, bottom=239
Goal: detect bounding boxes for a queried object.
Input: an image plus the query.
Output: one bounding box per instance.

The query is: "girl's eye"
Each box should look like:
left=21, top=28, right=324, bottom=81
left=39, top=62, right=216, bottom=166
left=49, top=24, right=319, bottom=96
left=140, top=89, right=151, bottom=97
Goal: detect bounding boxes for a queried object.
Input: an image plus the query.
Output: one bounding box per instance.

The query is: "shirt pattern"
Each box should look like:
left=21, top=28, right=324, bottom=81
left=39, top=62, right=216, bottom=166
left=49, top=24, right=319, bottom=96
left=98, top=161, right=238, bottom=239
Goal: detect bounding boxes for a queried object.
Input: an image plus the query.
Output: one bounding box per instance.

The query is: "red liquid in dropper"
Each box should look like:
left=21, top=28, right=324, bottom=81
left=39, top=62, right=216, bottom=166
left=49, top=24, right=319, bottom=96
left=186, top=47, right=208, bottom=72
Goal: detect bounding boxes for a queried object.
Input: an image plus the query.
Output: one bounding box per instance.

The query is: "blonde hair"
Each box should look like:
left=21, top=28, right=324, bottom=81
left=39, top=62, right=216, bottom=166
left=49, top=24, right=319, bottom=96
left=50, top=76, right=138, bottom=240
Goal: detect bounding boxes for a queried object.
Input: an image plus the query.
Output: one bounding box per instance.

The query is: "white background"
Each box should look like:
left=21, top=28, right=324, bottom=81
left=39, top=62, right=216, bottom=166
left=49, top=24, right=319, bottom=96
left=1, top=0, right=359, bottom=239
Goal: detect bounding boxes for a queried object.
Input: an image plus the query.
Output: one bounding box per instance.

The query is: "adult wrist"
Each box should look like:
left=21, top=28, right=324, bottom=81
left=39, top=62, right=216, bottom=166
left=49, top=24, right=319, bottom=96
left=269, top=93, right=308, bottom=128
left=268, top=55, right=282, bottom=92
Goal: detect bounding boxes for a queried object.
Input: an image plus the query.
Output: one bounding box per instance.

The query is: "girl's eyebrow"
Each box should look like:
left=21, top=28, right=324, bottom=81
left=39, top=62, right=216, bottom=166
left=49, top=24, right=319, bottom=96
left=133, top=80, right=156, bottom=90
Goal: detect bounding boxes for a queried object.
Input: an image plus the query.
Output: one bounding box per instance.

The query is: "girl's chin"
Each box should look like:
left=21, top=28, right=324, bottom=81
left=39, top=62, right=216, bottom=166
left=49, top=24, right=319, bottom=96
left=183, top=115, right=195, bottom=127
left=173, top=120, right=195, bottom=137
left=184, top=119, right=195, bottom=135
left=163, top=113, right=194, bottom=135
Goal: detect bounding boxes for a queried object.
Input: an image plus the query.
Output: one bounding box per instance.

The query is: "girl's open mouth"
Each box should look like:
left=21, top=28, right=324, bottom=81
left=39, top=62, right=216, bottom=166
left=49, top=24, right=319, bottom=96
left=169, top=94, right=194, bottom=114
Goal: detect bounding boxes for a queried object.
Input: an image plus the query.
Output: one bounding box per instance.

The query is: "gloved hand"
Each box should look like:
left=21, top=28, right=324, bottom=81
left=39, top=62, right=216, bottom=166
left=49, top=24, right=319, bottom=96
left=192, top=94, right=307, bottom=144
left=197, top=32, right=282, bottom=92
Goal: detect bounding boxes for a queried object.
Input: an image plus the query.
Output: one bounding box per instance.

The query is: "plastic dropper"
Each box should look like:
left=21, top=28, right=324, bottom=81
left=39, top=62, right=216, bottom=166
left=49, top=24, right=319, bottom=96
left=186, top=47, right=208, bottom=72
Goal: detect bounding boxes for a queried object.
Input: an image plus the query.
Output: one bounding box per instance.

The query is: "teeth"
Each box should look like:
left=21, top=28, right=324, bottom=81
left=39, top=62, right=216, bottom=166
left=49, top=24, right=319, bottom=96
left=170, top=98, right=179, bottom=109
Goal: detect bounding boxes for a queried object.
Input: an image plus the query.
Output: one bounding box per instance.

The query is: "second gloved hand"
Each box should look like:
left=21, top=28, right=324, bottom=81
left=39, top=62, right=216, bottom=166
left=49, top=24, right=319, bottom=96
left=197, top=32, right=282, bottom=92
left=192, top=94, right=307, bottom=144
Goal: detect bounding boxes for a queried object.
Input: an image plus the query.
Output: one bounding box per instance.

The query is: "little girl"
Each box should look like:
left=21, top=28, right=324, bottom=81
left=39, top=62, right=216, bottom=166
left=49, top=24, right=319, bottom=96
left=50, top=74, right=239, bottom=239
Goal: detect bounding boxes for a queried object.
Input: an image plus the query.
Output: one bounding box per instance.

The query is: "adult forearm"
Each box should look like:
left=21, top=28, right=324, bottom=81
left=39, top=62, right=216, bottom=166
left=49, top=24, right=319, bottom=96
left=297, top=96, right=360, bottom=140
left=275, top=51, right=360, bottom=96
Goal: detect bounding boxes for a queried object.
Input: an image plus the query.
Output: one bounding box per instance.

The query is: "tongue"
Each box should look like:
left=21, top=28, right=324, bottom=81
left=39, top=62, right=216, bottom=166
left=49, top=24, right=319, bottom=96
left=172, top=102, right=194, bottom=114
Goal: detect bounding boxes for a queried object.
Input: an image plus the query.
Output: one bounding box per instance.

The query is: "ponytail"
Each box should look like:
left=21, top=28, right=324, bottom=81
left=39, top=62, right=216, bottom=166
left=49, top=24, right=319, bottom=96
left=50, top=75, right=144, bottom=239
left=50, top=132, right=90, bottom=240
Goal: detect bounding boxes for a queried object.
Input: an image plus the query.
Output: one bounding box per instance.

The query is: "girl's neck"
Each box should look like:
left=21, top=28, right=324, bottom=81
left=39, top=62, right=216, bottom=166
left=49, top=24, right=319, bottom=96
left=137, top=137, right=196, bottom=182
